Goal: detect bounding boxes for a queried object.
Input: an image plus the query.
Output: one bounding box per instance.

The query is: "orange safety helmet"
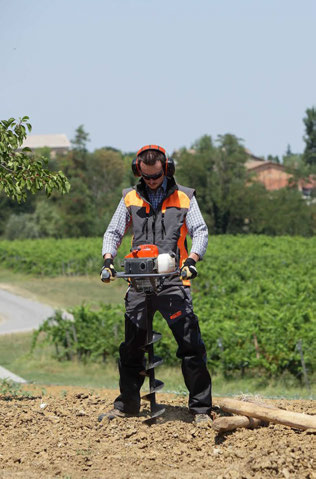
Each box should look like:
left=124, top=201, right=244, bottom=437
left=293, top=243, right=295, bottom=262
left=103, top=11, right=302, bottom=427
left=132, top=144, right=175, bottom=178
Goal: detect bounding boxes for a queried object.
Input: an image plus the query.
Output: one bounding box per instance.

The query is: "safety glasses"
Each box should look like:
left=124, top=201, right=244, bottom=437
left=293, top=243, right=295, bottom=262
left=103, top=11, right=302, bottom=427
left=141, top=170, right=164, bottom=180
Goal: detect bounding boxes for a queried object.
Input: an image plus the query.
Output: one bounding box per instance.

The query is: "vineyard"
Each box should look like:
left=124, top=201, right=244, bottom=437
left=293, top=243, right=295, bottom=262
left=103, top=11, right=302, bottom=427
left=0, top=237, right=108, bottom=276
left=1, top=235, right=315, bottom=379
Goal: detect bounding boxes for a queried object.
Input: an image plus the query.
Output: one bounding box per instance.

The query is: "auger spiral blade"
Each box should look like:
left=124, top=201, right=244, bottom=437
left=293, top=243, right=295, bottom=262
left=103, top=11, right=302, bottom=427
left=141, top=379, right=165, bottom=400
left=141, top=295, right=166, bottom=424
left=141, top=331, right=162, bottom=350
left=147, top=355, right=163, bottom=370
left=139, top=356, right=163, bottom=376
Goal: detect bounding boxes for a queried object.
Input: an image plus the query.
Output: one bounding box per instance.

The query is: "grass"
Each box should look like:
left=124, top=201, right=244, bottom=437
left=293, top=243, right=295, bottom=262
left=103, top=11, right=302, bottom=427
left=0, top=331, right=314, bottom=399
left=0, top=268, right=126, bottom=309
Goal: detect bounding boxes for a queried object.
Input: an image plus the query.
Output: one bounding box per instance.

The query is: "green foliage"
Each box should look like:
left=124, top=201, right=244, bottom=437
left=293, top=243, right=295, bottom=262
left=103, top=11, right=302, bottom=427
left=71, top=124, right=90, bottom=153
left=176, top=133, right=315, bottom=236
left=85, top=148, right=127, bottom=235
left=282, top=148, right=313, bottom=197
left=1, top=119, right=315, bottom=239
left=245, top=187, right=316, bottom=236
left=26, top=235, right=316, bottom=379
left=175, top=136, right=216, bottom=229
left=51, top=131, right=128, bottom=237
left=31, top=304, right=124, bottom=362
left=0, top=237, right=100, bottom=276
left=0, top=379, right=32, bottom=400
left=4, top=201, right=62, bottom=240
left=3, top=212, right=39, bottom=240
left=195, top=235, right=316, bottom=377
left=303, top=106, right=316, bottom=168
left=0, top=236, right=131, bottom=276
left=55, top=177, right=96, bottom=237
left=0, top=117, right=70, bottom=202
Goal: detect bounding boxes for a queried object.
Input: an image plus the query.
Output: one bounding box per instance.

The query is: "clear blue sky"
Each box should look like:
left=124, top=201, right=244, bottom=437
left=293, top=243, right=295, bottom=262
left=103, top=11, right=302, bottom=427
left=1, top=0, right=315, bottom=158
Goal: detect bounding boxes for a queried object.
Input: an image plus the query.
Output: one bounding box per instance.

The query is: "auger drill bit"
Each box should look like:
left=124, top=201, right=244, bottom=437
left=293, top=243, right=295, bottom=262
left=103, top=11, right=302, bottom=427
left=140, top=294, right=165, bottom=424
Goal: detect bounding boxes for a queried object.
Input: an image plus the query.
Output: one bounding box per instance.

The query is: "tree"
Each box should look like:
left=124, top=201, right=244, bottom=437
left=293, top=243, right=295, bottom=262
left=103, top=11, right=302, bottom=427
left=282, top=143, right=313, bottom=191
left=211, top=134, right=249, bottom=233
left=0, top=117, right=70, bottom=202
left=88, top=149, right=126, bottom=230
left=4, top=201, right=63, bottom=240
left=87, top=148, right=125, bottom=199
left=282, top=152, right=307, bottom=187
left=70, top=124, right=90, bottom=171
left=176, top=134, right=248, bottom=234
left=175, top=135, right=216, bottom=229
left=71, top=124, right=90, bottom=152
left=303, top=107, right=316, bottom=168
left=246, top=188, right=315, bottom=236
left=55, top=177, right=96, bottom=237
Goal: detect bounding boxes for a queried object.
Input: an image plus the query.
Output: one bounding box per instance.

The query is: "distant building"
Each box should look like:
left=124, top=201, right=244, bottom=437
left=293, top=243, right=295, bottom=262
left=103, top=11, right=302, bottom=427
left=245, top=150, right=316, bottom=196
left=19, top=134, right=71, bottom=157
left=245, top=158, right=292, bottom=191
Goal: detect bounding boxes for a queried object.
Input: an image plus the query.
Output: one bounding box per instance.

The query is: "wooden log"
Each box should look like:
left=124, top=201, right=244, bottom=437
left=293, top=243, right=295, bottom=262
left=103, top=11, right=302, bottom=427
left=215, top=398, right=316, bottom=430
left=212, top=415, right=265, bottom=433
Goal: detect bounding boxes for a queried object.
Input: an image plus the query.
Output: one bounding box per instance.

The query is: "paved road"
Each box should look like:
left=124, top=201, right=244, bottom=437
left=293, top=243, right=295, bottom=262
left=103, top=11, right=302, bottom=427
left=0, top=288, right=56, bottom=382
left=0, top=288, right=55, bottom=335
left=0, top=366, right=26, bottom=383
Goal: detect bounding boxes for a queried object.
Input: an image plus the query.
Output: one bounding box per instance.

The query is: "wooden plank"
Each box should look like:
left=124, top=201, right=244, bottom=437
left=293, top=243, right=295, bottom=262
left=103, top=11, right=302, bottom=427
left=215, top=398, right=316, bottom=430
left=212, top=415, right=265, bottom=433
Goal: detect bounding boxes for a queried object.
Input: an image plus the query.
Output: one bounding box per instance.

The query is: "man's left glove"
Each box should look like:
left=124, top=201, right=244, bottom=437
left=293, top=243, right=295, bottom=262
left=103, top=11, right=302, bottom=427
left=100, top=258, right=117, bottom=283
left=180, top=258, right=198, bottom=279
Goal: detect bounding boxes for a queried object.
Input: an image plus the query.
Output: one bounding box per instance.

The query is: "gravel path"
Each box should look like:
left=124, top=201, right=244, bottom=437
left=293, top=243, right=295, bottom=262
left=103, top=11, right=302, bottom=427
left=0, top=288, right=55, bottom=335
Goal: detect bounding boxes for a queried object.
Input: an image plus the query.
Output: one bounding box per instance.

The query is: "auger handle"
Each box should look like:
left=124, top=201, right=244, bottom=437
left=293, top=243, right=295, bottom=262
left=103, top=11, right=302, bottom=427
left=102, top=270, right=182, bottom=281
left=101, top=269, right=111, bottom=281
left=180, top=269, right=187, bottom=279
left=115, top=270, right=180, bottom=279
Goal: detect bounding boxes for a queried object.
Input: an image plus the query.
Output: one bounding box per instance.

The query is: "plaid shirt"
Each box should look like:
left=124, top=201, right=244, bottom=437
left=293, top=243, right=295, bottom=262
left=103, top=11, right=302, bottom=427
left=146, top=177, right=168, bottom=211
left=102, top=182, right=208, bottom=259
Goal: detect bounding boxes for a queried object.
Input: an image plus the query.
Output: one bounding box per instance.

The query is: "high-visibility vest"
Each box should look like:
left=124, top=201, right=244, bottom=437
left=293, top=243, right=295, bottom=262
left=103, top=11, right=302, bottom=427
left=123, top=178, right=195, bottom=285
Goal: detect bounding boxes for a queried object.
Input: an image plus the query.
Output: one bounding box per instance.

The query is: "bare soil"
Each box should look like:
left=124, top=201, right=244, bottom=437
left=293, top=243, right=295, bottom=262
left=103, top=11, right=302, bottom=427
left=0, top=386, right=315, bottom=479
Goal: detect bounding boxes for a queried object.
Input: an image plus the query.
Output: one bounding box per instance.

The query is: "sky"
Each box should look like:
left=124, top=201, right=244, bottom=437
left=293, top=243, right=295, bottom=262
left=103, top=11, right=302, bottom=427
left=1, top=0, right=315, bottom=159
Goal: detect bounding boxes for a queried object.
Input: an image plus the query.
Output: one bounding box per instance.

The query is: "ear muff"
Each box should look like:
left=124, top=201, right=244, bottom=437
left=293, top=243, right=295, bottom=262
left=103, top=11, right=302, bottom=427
left=132, top=144, right=175, bottom=178
left=165, top=157, right=175, bottom=178
left=132, top=157, right=142, bottom=177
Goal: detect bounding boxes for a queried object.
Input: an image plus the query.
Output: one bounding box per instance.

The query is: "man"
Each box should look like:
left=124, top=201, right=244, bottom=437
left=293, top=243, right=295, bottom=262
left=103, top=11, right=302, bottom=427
left=100, top=145, right=212, bottom=425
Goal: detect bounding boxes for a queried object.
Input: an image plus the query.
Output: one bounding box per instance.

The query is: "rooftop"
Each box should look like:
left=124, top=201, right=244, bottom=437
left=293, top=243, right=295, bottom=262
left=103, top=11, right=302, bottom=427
left=21, top=134, right=71, bottom=149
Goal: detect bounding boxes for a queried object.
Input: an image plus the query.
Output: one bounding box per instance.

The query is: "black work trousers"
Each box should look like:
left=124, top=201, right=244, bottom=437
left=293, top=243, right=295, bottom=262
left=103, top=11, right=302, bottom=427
left=114, top=293, right=212, bottom=415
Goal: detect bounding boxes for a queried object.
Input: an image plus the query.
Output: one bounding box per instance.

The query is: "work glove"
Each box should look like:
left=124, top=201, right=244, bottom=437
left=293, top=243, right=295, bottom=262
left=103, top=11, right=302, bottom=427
left=100, top=258, right=117, bottom=283
left=180, top=258, right=198, bottom=280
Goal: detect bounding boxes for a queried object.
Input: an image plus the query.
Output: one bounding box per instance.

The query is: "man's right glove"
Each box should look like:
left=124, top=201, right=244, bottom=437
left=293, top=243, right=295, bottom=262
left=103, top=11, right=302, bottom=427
left=180, top=257, right=198, bottom=279
left=100, top=258, right=117, bottom=283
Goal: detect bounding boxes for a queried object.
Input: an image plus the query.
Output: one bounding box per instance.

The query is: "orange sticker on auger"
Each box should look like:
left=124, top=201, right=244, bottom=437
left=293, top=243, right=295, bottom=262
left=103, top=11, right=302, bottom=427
left=170, top=311, right=182, bottom=320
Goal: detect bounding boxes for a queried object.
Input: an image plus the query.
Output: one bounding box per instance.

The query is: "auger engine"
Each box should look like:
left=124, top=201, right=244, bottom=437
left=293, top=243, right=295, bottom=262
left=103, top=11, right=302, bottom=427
left=123, top=244, right=176, bottom=293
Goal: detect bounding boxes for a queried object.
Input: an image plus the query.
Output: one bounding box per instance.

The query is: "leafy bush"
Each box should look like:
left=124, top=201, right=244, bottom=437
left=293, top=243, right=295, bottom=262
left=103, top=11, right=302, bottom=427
left=4, top=201, right=62, bottom=240
left=32, top=304, right=124, bottom=362
left=0, top=379, right=33, bottom=400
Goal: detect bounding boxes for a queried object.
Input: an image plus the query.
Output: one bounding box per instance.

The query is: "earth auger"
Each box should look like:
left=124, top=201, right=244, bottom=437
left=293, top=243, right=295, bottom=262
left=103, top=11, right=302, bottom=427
left=101, top=244, right=182, bottom=424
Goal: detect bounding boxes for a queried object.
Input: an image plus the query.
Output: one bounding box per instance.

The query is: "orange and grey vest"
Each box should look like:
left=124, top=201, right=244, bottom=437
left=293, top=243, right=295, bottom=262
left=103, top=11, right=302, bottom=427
left=123, top=178, right=195, bottom=284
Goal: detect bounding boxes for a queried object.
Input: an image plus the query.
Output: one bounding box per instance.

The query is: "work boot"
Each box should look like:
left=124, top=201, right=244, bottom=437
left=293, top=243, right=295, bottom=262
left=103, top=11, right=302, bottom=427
left=98, top=408, right=137, bottom=422
left=193, top=413, right=212, bottom=427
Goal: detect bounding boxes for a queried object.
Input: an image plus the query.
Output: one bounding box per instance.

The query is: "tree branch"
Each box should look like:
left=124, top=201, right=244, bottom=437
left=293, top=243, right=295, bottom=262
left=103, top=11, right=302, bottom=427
left=0, top=162, right=15, bottom=173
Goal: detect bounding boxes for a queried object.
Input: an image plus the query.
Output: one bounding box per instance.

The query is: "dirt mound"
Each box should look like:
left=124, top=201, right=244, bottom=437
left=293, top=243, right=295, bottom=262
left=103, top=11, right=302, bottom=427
left=0, top=386, right=315, bottom=479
